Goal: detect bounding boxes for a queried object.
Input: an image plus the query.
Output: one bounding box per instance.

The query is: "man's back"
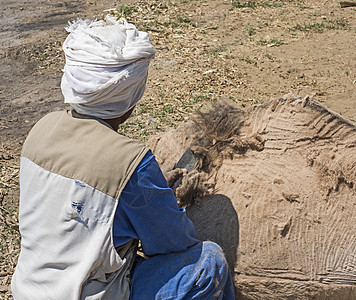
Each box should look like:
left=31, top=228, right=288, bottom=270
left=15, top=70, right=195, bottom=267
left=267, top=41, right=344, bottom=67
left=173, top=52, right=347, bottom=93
left=12, top=110, right=147, bottom=299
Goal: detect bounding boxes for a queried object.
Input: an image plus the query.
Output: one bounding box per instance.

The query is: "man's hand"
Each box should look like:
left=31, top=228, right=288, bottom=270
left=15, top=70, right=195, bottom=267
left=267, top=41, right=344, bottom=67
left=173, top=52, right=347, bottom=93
left=161, top=165, right=187, bottom=188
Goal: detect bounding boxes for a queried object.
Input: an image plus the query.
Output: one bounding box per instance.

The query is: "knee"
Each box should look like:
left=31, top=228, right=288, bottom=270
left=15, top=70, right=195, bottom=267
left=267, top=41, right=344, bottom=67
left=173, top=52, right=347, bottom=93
left=192, top=241, right=234, bottom=298
left=202, top=241, right=224, bottom=254
left=202, top=241, right=227, bottom=262
left=201, top=241, right=230, bottom=276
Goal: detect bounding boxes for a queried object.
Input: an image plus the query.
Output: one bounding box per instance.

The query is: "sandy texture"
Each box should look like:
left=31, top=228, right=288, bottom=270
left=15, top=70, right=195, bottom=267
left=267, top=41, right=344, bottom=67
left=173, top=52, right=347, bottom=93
left=147, top=94, right=356, bottom=299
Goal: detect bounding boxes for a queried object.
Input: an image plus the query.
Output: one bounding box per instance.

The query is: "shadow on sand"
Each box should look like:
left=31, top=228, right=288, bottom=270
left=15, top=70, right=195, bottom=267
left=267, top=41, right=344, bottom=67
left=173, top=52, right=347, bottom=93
left=186, top=194, right=239, bottom=272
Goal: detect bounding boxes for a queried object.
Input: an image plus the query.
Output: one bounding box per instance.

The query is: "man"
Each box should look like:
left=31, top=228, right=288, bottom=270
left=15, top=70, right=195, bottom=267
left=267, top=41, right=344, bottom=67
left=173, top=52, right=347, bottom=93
left=11, top=16, right=234, bottom=299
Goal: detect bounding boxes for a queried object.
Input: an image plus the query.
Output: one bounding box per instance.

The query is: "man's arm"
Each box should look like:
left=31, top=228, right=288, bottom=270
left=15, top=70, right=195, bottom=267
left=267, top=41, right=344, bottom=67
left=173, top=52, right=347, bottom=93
left=113, top=151, right=199, bottom=257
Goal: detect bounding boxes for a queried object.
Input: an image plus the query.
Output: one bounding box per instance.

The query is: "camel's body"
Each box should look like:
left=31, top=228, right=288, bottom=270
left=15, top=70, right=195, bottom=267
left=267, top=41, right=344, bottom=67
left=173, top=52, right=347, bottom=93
left=148, top=95, right=356, bottom=299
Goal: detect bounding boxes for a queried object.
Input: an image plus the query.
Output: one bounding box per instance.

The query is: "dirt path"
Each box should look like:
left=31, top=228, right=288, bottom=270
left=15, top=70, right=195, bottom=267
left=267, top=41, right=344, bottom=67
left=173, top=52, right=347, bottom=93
left=0, top=0, right=355, bottom=298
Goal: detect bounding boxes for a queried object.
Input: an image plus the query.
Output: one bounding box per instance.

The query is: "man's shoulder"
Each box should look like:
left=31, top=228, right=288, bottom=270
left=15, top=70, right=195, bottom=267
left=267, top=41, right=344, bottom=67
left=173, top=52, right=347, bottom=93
left=30, top=110, right=145, bottom=147
left=36, top=110, right=68, bottom=123
left=24, top=109, right=147, bottom=163
left=22, top=110, right=148, bottom=198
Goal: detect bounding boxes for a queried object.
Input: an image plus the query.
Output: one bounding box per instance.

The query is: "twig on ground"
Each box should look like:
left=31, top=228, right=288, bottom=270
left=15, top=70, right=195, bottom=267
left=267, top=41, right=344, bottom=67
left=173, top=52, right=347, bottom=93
left=340, top=1, right=356, bottom=8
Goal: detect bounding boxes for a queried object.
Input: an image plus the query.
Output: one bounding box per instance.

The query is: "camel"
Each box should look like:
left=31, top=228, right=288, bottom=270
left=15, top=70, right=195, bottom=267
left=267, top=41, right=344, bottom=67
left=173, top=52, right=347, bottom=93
left=147, top=94, right=356, bottom=299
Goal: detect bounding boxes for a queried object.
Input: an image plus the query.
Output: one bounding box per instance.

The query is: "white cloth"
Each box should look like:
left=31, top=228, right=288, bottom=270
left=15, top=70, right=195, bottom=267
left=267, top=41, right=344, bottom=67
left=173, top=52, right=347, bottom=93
left=61, top=16, right=156, bottom=119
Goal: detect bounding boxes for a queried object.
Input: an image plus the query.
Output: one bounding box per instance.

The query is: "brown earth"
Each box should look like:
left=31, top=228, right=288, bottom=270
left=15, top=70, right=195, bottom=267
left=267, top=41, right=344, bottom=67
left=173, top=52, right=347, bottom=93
left=0, top=0, right=355, bottom=299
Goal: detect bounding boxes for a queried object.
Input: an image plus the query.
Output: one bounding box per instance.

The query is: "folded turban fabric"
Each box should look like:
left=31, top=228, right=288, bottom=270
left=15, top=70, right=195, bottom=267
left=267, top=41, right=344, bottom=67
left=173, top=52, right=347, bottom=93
left=61, top=15, right=156, bottom=119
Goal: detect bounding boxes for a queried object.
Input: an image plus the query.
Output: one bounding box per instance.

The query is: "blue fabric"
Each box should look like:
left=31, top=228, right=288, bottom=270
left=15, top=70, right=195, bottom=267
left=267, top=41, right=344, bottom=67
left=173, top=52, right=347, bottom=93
left=113, top=151, right=200, bottom=256
left=113, top=152, right=235, bottom=299
left=130, top=241, right=235, bottom=300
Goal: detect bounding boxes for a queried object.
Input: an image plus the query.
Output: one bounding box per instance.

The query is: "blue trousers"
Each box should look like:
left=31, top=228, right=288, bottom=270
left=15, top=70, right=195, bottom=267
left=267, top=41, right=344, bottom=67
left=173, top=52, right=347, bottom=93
left=130, top=241, right=235, bottom=299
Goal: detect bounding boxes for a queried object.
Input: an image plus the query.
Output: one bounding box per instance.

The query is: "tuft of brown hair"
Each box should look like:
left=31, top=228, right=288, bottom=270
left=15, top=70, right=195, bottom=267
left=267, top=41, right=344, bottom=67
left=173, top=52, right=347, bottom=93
left=175, top=101, right=264, bottom=206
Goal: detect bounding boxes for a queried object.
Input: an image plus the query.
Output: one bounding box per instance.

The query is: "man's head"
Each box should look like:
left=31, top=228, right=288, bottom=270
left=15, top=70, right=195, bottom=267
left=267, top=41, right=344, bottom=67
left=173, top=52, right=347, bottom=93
left=61, top=16, right=156, bottom=119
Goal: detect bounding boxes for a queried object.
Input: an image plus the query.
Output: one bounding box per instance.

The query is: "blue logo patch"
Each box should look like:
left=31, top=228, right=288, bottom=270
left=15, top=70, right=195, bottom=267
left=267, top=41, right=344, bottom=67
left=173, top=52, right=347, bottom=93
left=75, top=180, right=86, bottom=187
left=71, top=202, right=83, bottom=214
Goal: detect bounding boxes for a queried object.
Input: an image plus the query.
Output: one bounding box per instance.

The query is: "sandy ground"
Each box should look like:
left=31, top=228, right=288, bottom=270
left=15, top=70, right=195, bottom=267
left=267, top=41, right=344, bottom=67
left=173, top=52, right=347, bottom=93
left=0, top=0, right=355, bottom=298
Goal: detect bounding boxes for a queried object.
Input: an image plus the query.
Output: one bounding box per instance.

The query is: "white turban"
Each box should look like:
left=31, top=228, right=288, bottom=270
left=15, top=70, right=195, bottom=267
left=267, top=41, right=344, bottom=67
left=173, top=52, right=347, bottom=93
left=61, top=15, right=156, bottom=119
